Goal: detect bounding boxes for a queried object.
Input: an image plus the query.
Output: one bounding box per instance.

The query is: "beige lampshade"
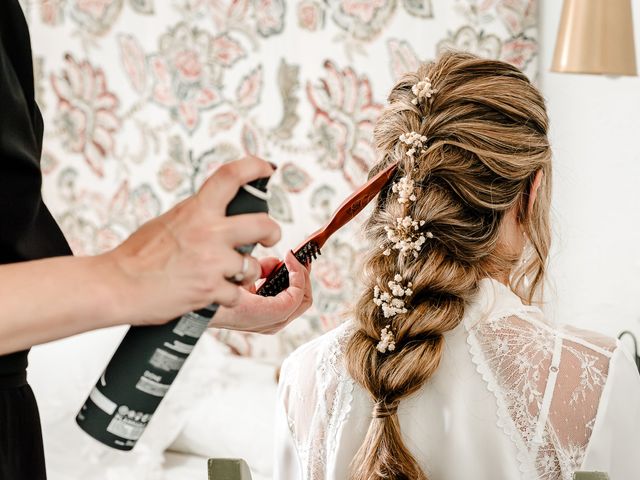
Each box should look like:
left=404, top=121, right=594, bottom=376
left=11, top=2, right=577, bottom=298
left=551, top=0, right=638, bottom=76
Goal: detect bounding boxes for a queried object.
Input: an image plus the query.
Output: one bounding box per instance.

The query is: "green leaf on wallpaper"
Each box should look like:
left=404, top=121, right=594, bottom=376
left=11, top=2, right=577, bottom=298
left=167, top=135, right=187, bottom=165
left=254, top=0, right=286, bottom=37
left=402, top=0, right=433, bottom=18
left=242, top=123, right=260, bottom=156
left=310, top=184, right=336, bottom=223
left=129, top=0, right=154, bottom=14
left=437, top=26, right=502, bottom=60
left=57, top=168, right=79, bottom=201
left=272, top=59, right=300, bottom=140
left=387, top=38, right=421, bottom=80
left=267, top=184, right=293, bottom=223
left=281, top=162, right=311, bottom=193
left=131, top=184, right=162, bottom=225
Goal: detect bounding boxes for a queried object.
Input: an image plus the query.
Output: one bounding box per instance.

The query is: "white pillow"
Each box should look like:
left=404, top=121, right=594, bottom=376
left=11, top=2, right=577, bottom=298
left=169, top=339, right=279, bottom=478
left=30, top=326, right=218, bottom=480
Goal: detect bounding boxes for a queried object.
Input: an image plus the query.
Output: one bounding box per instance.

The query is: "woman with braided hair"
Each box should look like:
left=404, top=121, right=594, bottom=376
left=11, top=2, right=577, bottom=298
left=274, top=51, right=640, bottom=480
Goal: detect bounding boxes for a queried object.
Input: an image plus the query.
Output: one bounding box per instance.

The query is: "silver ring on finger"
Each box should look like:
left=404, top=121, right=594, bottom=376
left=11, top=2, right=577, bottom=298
left=231, top=254, right=250, bottom=283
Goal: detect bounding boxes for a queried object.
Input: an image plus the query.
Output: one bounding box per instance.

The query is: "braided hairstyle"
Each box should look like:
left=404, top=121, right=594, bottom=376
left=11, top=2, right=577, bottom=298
left=345, top=51, right=552, bottom=480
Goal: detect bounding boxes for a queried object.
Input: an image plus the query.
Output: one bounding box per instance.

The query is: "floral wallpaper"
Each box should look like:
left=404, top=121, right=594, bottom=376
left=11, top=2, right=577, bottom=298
left=22, top=0, right=539, bottom=361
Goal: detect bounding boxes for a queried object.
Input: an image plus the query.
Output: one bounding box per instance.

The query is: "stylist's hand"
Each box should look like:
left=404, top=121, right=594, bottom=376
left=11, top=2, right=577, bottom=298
left=107, top=157, right=279, bottom=326
left=211, top=251, right=313, bottom=334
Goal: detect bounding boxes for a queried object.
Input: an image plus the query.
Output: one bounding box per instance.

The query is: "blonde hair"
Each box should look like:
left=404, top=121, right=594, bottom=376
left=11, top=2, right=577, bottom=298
left=345, top=51, right=552, bottom=480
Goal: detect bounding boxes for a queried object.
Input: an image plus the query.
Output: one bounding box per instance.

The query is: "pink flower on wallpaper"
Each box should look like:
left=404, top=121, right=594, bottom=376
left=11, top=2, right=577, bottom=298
left=149, top=23, right=226, bottom=132
left=307, top=60, right=382, bottom=187
left=158, top=161, right=185, bottom=192
left=210, top=34, right=246, bottom=67
left=68, top=0, right=123, bottom=34
left=51, top=54, right=120, bottom=177
left=39, top=0, right=64, bottom=24
left=339, top=0, right=386, bottom=23
left=74, top=0, right=115, bottom=18
left=254, top=0, right=286, bottom=37
left=501, top=34, right=538, bottom=70
left=297, top=1, right=324, bottom=31
left=329, top=0, right=395, bottom=40
left=498, top=0, right=537, bottom=36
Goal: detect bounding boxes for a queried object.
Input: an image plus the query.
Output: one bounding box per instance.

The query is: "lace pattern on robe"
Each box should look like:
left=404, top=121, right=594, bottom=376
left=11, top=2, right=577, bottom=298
left=279, top=322, right=355, bottom=480
left=465, top=307, right=616, bottom=480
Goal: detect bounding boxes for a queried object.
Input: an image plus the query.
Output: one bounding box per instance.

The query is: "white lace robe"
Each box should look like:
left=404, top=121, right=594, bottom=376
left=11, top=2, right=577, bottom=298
left=274, top=278, right=640, bottom=479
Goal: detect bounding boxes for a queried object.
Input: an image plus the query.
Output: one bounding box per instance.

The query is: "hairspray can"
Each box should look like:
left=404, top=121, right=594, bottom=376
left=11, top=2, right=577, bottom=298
left=76, top=177, right=270, bottom=450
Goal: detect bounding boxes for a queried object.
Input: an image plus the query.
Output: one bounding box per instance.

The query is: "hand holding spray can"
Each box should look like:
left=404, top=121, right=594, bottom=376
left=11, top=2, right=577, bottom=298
left=76, top=176, right=270, bottom=450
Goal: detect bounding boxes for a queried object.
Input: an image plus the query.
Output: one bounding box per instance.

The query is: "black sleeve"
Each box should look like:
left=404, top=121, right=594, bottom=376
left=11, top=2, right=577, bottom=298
left=0, top=2, right=71, bottom=264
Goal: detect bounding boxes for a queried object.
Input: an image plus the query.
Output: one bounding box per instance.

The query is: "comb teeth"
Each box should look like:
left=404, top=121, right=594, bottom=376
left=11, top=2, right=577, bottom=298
left=296, top=240, right=321, bottom=266
left=257, top=241, right=322, bottom=297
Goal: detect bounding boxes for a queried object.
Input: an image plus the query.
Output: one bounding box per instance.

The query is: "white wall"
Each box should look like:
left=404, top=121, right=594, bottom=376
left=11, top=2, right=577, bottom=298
left=540, top=0, right=640, bottom=344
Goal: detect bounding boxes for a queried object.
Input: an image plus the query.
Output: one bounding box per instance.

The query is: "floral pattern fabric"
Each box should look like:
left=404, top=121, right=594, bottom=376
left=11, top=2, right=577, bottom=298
left=21, top=0, right=538, bottom=360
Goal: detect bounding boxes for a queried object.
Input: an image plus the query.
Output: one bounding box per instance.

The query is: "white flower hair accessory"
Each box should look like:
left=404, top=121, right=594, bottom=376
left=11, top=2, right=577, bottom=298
left=398, top=131, right=427, bottom=160
left=373, top=80, right=438, bottom=353
left=379, top=132, right=435, bottom=260
left=383, top=216, right=433, bottom=259
left=376, top=325, right=396, bottom=353
left=392, top=175, right=416, bottom=204
left=373, top=274, right=413, bottom=319
left=411, top=77, right=436, bottom=105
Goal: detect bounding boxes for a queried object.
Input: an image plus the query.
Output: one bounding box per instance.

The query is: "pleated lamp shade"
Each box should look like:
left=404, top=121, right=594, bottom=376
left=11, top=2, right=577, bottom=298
left=551, top=0, right=638, bottom=76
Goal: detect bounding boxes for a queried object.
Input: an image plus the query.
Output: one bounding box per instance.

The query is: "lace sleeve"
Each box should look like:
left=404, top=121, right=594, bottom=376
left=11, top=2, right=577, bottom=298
left=274, top=323, right=355, bottom=480
left=580, top=342, right=640, bottom=477
left=276, top=339, right=321, bottom=474
left=466, top=311, right=617, bottom=480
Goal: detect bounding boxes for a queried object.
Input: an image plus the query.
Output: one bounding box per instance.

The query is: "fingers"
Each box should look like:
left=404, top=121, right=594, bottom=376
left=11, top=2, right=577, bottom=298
left=197, top=157, right=275, bottom=215
left=261, top=251, right=311, bottom=332
left=208, top=252, right=314, bottom=333
left=221, top=213, right=281, bottom=248
left=221, top=250, right=261, bottom=284
left=258, top=257, right=283, bottom=278
left=211, top=282, right=242, bottom=308
left=236, top=254, right=262, bottom=287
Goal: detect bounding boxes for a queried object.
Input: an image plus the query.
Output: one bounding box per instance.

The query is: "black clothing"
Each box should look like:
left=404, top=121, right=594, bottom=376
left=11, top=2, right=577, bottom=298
left=0, top=0, right=72, bottom=373
left=0, top=375, right=48, bottom=480
left=0, top=1, right=73, bottom=477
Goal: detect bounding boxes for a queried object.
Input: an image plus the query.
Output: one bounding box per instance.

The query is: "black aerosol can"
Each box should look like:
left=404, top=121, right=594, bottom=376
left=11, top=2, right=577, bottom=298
left=76, top=177, right=271, bottom=450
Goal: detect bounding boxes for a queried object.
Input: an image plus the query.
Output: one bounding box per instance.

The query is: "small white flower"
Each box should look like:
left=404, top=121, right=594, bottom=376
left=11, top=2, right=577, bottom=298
left=411, top=78, right=436, bottom=105
left=392, top=175, right=417, bottom=205
left=373, top=275, right=413, bottom=318
left=376, top=325, right=396, bottom=353
left=398, top=131, right=428, bottom=159
left=384, top=215, right=432, bottom=259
